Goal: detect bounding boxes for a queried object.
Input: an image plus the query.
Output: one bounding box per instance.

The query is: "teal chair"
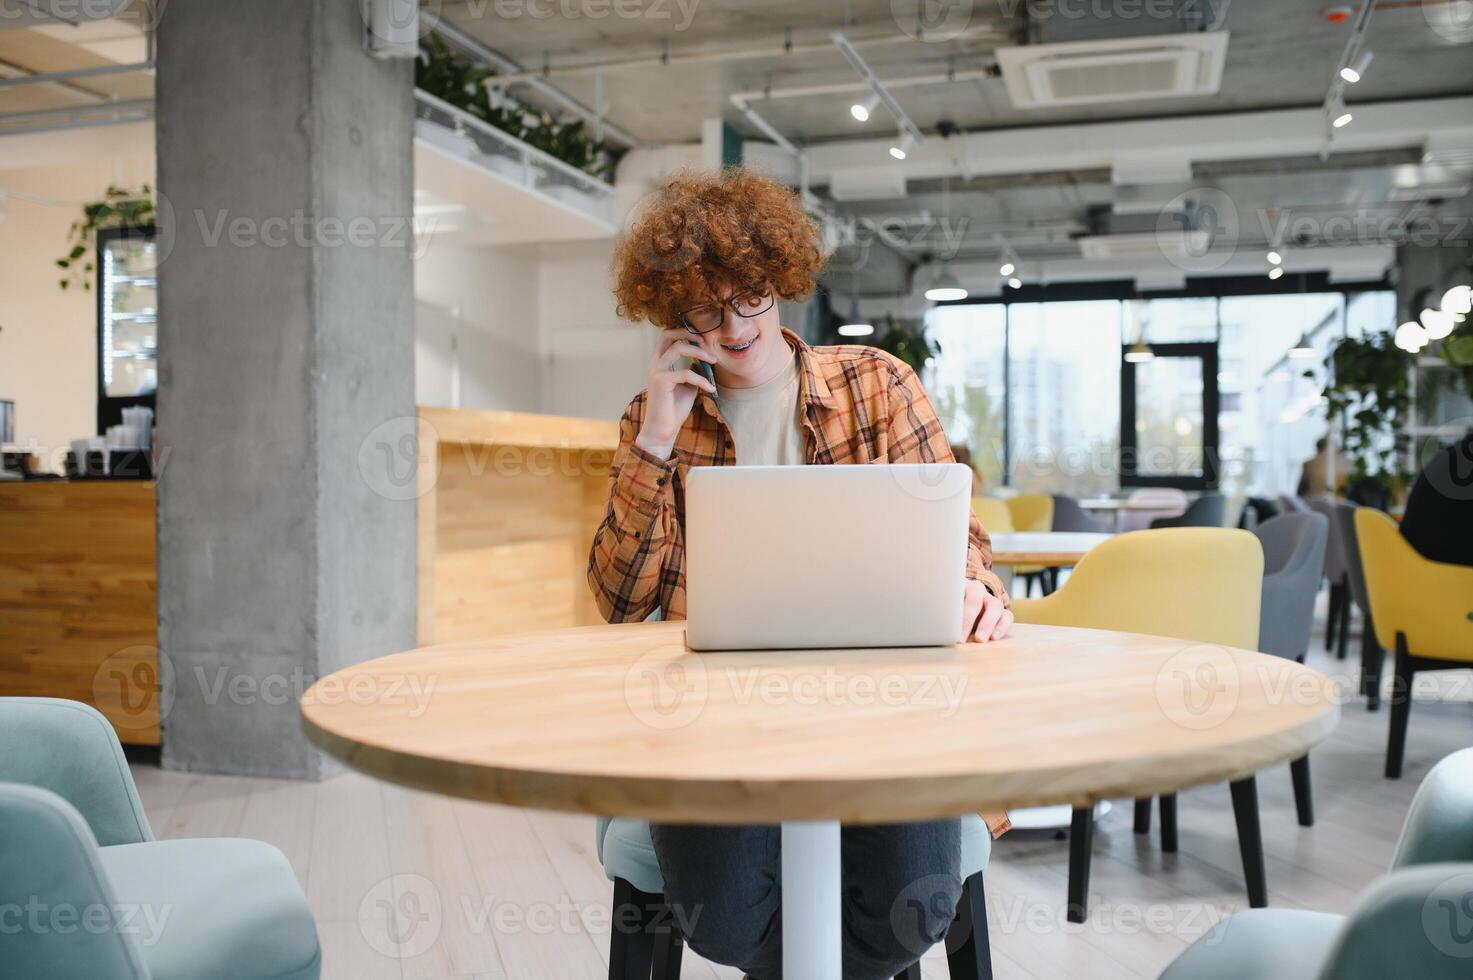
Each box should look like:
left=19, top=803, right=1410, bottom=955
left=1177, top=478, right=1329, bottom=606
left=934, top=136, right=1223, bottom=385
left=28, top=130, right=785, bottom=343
left=597, top=814, right=995, bottom=980
left=0, top=697, right=321, bottom=980
left=1158, top=746, right=1473, bottom=979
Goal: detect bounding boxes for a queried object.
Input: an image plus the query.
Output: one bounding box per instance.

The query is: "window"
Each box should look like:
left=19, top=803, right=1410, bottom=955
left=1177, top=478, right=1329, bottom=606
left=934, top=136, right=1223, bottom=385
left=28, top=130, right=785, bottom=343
left=927, top=305, right=1007, bottom=492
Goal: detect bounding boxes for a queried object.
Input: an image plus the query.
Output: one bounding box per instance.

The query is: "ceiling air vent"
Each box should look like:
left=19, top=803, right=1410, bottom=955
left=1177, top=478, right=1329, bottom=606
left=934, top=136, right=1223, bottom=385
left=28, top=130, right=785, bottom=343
left=996, top=31, right=1229, bottom=109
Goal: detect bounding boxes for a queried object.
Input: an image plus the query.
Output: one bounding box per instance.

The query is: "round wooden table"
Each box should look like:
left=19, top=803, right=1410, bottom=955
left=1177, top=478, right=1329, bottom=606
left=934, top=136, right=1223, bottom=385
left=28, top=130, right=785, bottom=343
left=301, top=620, right=1339, bottom=979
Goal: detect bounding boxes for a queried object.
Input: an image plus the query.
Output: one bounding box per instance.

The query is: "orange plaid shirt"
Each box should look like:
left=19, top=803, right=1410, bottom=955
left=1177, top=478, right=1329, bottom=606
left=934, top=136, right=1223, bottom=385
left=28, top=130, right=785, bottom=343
left=587, top=328, right=1009, bottom=624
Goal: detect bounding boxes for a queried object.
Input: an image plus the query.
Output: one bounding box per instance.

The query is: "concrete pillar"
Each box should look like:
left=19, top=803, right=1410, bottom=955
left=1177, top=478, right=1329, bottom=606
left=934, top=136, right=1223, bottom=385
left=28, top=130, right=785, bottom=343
left=155, top=0, right=416, bottom=777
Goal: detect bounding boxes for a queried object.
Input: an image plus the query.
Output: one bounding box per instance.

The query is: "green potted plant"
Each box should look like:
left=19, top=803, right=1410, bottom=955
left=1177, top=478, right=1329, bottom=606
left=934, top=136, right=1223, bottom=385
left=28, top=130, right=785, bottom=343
left=55, top=185, right=155, bottom=291
left=1316, top=330, right=1414, bottom=507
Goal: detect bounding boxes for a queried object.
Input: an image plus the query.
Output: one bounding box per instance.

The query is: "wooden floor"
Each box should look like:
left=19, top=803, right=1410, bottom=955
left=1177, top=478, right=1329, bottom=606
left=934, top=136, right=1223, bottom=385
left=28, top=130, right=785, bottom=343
left=129, top=610, right=1473, bottom=980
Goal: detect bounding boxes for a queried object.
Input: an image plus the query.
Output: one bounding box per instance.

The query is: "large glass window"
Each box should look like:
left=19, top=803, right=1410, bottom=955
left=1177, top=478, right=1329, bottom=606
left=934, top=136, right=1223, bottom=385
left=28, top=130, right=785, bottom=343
left=1006, top=302, right=1122, bottom=495
left=923, top=288, right=1396, bottom=498
left=927, top=305, right=1007, bottom=492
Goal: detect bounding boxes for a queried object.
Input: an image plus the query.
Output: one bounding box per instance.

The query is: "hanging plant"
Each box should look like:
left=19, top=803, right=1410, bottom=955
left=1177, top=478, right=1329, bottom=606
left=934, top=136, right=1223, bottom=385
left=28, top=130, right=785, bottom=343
left=56, top=184, right=155, bottom=291
left=415, top=36, right=614, bottom=181
left=1316, top=330, right=1413, bottom=501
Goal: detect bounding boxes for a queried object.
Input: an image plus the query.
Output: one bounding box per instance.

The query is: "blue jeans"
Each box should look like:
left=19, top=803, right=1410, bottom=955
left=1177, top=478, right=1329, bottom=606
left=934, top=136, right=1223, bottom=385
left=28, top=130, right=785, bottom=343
left=649, top=820, right=962, bottom=980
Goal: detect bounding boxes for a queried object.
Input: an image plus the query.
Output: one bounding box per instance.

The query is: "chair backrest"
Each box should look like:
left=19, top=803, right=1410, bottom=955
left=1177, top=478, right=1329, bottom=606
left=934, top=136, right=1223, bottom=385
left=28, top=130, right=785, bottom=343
left=0, top=698, right=152, bottom=846
left=1127, top=487, right=1187, bottom=507
left=1354, top=508, right=1473, bottom=661
left=1306, top=495, right=1346, bottom=580
left=972, top=497, right=1014, bottom=534
left=1005, top=493, right=1053, bottom=533
left=1336, top=502, right=1372, bottom=615
left=1316, top=862, right=1473, bottom=979
left=1278, top=493, right=1309, bottom=513
left=0, top=784, right=151, bottom=979
left=1011, top=527, right=1262, bottom=650
left=1253, top=512, right=1328, bottom=660
left=1051, top=494, right=1110, bottom=533
left=1151, top=492, right=1228, bottom=529
left=1393, top=747, right=1473, bottom=869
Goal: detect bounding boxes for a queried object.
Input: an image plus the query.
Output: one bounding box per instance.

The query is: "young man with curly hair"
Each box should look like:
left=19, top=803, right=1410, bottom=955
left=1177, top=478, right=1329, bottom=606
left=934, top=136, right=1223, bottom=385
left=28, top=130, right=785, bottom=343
left=589, top=166, right=1011, bottom=980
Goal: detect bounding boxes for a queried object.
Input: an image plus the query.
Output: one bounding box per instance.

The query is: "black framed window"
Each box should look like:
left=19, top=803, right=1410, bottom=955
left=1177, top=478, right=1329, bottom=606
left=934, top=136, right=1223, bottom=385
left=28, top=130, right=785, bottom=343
left=1120, top=342, right=1220, bottom=490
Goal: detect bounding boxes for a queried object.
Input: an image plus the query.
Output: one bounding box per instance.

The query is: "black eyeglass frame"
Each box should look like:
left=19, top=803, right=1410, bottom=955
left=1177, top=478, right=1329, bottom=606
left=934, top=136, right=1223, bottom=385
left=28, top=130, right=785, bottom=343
left=677, top=291, right=776, bottom=335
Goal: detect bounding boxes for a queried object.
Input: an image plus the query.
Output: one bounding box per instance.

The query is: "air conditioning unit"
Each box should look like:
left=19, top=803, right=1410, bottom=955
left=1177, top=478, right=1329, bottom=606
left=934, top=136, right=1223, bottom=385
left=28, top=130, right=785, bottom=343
left=995, top=32, right=1229, bottom=109
left=1076, top=231, right=1212, bottom=262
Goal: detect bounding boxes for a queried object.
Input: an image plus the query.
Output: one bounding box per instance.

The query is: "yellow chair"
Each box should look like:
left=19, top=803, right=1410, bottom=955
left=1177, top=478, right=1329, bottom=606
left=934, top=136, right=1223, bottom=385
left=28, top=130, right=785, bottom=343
left=1354, top=508, right=1473, bottom=779
left=1004, top=493, right=1054, bottom=533
left=971, top=496, right=1013, bottom=534
left=1012, top=527, right=1266, bottom=923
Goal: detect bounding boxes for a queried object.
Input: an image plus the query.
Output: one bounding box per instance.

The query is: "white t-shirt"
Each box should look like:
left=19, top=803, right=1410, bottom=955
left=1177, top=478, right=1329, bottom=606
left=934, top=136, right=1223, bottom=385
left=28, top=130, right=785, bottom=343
left=717, top=352, right=806, bottom=466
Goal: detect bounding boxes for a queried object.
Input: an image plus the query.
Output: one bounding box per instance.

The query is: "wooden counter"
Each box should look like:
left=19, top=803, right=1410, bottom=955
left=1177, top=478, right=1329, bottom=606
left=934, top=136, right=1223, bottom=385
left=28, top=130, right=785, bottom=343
left=0, top=480, right=160, bottom=744
left=416, top=406, right=619, bottom=645
left=0, top=407, right=622, bottom=742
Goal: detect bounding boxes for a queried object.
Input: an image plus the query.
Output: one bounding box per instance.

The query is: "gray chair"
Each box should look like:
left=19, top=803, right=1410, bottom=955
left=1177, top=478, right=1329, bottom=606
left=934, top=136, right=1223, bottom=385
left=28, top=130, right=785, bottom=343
left=1050, top=493, right=1111, bottom=533
left=1307, top=495, right=1352, bottom=658
left=0, top=698, right=321, bottom=980
left=1255, top=512, right=1329, bottom=826
left=1335, top=502, right=1383, bottom=709
left=1277, top=493, right=1309, bottom=513
left=1159, top=746, right=1473, bottom=979
left=1150, top=492, right=1227, bottom=529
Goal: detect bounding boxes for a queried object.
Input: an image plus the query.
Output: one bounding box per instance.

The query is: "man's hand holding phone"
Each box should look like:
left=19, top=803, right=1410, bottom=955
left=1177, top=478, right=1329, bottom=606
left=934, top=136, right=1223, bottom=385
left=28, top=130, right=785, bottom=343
left=635, top=330, right=719, bottom=460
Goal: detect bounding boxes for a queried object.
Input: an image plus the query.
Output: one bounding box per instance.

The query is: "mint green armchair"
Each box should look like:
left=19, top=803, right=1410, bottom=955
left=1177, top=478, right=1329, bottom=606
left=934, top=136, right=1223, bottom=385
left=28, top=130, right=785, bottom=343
left=1159, top=747, right=1473, bottom=978
left=0, top=697, right=321, bottom=979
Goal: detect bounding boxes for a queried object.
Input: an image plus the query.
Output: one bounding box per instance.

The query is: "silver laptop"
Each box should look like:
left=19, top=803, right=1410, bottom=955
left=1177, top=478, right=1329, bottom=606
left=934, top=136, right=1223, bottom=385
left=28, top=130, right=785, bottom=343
left=684, top=463, right=973, bottom=650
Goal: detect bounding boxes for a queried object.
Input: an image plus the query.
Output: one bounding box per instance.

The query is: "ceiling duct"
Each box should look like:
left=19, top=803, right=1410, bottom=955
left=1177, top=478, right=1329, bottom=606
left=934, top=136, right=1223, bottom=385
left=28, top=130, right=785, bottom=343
left=996, top=31, right=1228, bottom=109
left=1074, top=203, right=1210, bottom=262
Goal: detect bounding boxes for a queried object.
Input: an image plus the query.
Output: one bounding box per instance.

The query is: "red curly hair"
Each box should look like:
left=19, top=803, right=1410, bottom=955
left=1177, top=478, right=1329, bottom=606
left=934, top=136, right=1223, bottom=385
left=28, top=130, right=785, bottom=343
left=611, top=166, right=829, bottom=329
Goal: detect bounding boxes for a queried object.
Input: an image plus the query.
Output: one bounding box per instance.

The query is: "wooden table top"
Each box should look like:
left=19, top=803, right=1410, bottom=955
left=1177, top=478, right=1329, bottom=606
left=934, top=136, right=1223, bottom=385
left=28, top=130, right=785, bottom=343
left=300, top=621, right=1339, bottom=824
left=989, top=531, right=1114, bottom=565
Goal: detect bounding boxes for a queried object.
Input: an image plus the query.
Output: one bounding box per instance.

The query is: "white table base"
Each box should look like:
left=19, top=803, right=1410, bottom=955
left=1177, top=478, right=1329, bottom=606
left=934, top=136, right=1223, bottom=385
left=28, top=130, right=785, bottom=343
left=782, top=820, right=842, bottom=979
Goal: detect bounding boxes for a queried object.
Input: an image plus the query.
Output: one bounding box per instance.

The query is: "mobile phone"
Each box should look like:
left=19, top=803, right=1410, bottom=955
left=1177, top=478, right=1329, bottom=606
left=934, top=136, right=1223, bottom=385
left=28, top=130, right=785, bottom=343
left=692, top=358, right=717, bottom=395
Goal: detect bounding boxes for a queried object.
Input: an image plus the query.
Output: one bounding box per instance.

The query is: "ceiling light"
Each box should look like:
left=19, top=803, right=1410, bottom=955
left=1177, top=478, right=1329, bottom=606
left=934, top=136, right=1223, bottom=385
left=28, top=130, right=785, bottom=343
left=1441, top=284, right=1472, bottom=316
left=1420, top=306, right=1456, bottom=340
left=850, top=94, right=880, bottom=123
left=1007, top=276, right=1023, bottom=289
left=999, top=261, right=1016, bottom=277
left=1288, top=333, right=1316, bottom=358
left=1395, top=321, right=1429, bottom=353
left=1340, top=50, right=1373, bottom=83
left=1329, top=95, right=1353, bottom=128
left=1268, top=266, right=1285, bottom=280
left=1124, top=340, right=1155, bottom=363
left=1266, top=250, right=1283, bottom=265
left=924, top=264, right=968, bottom=302
left=889, top=132, right=915, bottom=161
left=838, top=322, right=875, bottom=337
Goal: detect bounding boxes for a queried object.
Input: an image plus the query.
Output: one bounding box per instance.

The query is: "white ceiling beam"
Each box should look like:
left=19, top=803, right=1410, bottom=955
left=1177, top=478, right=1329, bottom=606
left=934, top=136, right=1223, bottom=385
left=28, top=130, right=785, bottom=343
left=802, top=97, right=1473, bottom=184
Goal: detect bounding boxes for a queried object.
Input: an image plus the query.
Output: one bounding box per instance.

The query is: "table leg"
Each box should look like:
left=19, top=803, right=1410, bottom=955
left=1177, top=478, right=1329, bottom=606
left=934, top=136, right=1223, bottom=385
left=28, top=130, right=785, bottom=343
left=782, top=820, right=842, bottom=980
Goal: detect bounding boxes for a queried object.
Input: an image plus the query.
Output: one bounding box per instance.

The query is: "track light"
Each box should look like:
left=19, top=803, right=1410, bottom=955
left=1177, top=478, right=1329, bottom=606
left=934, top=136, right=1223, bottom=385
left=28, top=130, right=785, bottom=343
left=1420, top=307, right=1456, bottom=340
left=1007, top=276, right=1022, bottom=289
left=889, top=132, right=915, bottom=161
left=1267, top=250, right=1282, bottom=265
left=1340, top=49, right=1373, bottom=83
left=924, top=264, right=967, bottom=302
left=1395, top=321, right=1429, bottom=353
left=1268, top=266, right=1285, bottom=280
left=999, top=261, right=1016, bottom=277
left=850, top=94, right=880, bottom=123
left=1329, top=95, right=1352, bottom=128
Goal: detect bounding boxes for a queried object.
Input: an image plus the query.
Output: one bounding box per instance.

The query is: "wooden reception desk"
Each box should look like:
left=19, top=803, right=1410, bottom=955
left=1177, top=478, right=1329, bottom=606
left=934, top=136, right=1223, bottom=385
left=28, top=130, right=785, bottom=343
left=0, top=480, right=161, bottom=744
left=415, top=406, right=618, bottom=645
left=0, top=407, right=621, bottom=743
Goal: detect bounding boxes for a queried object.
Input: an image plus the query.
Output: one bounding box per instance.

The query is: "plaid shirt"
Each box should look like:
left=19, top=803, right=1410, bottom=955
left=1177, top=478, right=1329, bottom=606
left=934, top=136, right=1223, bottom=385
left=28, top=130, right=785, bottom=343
left=588, top=328, right=1009, bottom=624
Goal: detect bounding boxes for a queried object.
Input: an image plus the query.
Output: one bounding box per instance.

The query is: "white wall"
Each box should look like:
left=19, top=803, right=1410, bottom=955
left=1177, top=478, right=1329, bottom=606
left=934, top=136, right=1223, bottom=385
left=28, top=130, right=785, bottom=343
left=413, top=241, right=542, bottom=413
left=0, top=156, right=154, bottom=472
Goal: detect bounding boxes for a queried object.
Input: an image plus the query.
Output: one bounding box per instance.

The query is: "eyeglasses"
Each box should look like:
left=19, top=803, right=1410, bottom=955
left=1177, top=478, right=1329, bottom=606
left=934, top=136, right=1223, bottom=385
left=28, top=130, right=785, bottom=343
left=678, top=289, right=776, bottom=335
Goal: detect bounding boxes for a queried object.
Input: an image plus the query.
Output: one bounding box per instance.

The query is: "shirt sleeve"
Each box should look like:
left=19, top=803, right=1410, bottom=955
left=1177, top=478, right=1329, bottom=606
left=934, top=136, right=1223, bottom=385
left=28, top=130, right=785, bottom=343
left=587, top=395, right=681, bottom=623
left=882, top=358, right=1011, bottom=607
